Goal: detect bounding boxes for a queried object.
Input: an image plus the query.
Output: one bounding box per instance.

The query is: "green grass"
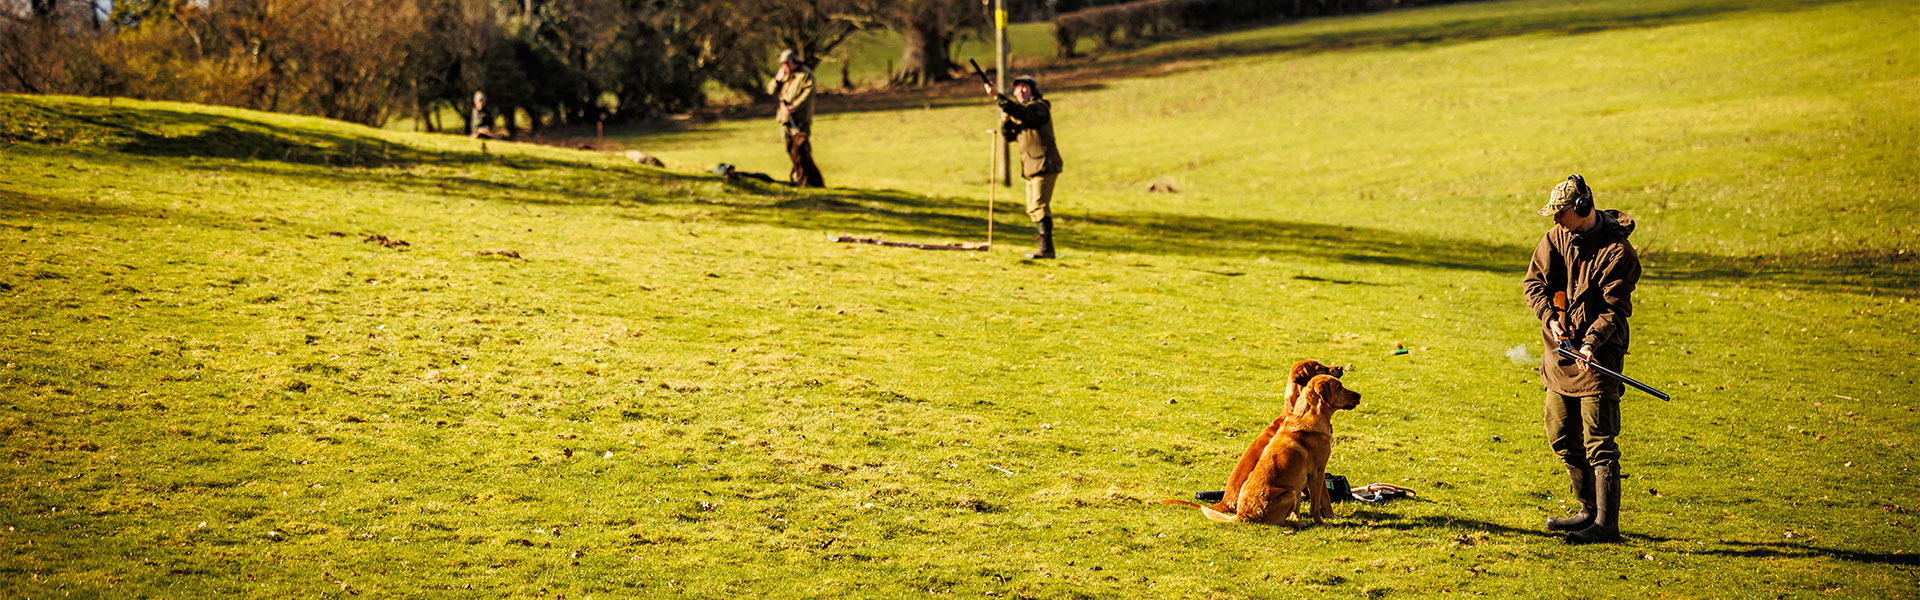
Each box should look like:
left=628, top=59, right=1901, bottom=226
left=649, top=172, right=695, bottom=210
left=3, top=0, right=1918, bottom=597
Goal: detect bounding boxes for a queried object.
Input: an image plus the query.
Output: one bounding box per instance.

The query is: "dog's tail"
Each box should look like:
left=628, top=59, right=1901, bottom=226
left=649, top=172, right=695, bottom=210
left=1162, top=499, right=1241, bottom=522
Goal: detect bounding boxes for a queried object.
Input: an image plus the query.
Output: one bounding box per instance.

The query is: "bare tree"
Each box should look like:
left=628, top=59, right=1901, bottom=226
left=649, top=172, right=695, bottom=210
left=765, top=0, right=884, bottom=68
left=0, top=0, right=110, bottom=94
left=889, top=0, right=983, bottom=86
left=300, top=0, right=422, bottom=125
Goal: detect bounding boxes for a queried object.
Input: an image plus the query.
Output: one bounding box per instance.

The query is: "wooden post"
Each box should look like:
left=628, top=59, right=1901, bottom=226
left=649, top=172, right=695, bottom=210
left=996, top=0, right=1011, bottom=187
left=988, top=130, right=997, bottom=249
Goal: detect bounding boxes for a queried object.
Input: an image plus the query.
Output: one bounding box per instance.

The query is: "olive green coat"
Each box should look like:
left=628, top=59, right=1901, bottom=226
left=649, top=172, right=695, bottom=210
left=997, top=94, right=1063, bottom=178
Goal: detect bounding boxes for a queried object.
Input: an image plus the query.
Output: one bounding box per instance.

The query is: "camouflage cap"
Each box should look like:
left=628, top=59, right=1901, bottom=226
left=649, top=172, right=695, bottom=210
left=1538, top=176, right=1592, bottom=216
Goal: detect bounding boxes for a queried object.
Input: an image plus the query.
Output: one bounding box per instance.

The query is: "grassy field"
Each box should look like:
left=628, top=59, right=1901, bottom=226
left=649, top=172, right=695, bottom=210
left=3, top=0, right=1918, bottom=597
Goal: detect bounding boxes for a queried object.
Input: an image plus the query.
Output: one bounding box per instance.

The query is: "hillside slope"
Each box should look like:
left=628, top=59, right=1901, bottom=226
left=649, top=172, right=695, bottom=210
left=3, top=0, right=1918, bottom=596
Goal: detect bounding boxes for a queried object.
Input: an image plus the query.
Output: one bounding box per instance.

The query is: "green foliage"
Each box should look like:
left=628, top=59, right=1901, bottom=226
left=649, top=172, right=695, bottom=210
left=3, top=0, right=1918, bottom=597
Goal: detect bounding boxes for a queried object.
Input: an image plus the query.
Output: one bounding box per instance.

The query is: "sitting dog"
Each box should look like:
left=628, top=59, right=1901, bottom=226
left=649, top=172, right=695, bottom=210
left=1182, top=360, right=1345, bottom=514
left=1202, top=375, right=1361, bottom=525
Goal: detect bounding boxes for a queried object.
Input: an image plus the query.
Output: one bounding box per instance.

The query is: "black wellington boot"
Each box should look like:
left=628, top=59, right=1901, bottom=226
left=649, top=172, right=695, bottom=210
left=1546, top=463, right=1596, bottom=531
left=1567, top=463, right=1621, bottom=544
left=1026, top=216, right=1055, bottom=259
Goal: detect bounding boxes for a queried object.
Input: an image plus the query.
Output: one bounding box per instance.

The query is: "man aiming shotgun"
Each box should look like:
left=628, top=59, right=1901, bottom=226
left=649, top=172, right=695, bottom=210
left=977, top=69, right=1064, bottom=259
left=1522, top=174, right=1645, bottom=545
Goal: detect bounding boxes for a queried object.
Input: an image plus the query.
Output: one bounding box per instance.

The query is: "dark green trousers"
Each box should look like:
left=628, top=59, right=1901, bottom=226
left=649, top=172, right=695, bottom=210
left=1545, top=390, right=1620, bottom=469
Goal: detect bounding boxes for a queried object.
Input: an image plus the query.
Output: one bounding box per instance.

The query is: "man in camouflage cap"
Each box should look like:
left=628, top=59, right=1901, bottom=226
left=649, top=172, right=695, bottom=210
left=1521, top=174, right=1643, bottom=544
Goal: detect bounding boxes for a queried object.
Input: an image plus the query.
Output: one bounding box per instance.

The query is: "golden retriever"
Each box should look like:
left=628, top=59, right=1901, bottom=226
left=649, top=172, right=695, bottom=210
left=1180, top=360, right=1345, bottom=514
left=1214, top=375, right=1361, bottom=524
left=1164, top=374, right=1361, bottom=526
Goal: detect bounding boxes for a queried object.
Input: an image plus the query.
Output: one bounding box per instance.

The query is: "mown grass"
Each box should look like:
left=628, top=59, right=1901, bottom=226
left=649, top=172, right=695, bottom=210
left=3, top=0, right=1917, bottom=597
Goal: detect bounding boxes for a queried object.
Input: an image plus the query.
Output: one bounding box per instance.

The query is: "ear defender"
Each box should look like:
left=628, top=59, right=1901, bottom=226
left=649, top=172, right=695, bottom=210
left=1568, top=174, right=1593, bottom=217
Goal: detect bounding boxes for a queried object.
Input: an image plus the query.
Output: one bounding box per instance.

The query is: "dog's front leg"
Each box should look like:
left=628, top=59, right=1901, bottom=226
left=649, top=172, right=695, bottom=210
left=1308, top=469, right=1328, bottom=524
left=1315, top=468, right=1339, bottom=521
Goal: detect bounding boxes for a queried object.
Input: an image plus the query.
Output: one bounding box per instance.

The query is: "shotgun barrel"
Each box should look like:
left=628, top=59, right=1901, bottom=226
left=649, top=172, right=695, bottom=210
left=1555, top=343, right=1671, bottom=401
left=968, top=59, right=992, bottom=86
left=1550, top=291, right=1670, bottom=401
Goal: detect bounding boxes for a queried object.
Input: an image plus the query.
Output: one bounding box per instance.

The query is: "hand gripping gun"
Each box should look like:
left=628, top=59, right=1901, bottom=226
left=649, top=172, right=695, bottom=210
left=971, top=59, right=1015, bottom=141
left=1552, top=291, right=1670, bottom=401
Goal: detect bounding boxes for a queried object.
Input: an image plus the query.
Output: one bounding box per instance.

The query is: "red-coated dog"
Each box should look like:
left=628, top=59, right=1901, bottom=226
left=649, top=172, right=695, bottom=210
left=1162, top=360, right=1346, bottom=518
left=1202, top=375, right=1362, bottom=525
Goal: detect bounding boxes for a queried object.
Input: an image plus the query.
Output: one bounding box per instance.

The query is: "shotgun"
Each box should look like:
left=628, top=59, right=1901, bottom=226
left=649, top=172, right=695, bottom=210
left=968, top=58, right=992, bottom=87
left=972, top=58, right=1013, bottom=140
left=1552, top=291, right=1670, bottom=401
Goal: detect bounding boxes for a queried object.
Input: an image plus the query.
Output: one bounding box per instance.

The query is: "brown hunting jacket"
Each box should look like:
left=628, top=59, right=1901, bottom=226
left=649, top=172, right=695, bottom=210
left=996, top=94, right=1063, bottom=178
left=1522, top=210, right=1642, bottom=397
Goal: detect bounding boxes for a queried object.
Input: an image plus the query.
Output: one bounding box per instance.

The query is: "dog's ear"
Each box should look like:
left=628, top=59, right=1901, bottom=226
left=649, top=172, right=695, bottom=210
left=1291, top=360, right=1324, bottom=387
left=1320, top=374, right=1360, bottom=408
left=1304, top=374, right=1343, bottom=406
left=1297, top=377, right=1322, bottom=406
left=1311, top=374, right=1344, bottom=393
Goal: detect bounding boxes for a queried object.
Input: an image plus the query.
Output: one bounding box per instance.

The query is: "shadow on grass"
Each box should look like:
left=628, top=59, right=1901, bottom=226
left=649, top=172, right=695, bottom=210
left=1323, top=509, right=1563, bottom=540
left=7, top=94, right=1908, bottom=294
left=152, top=156, right=718, bottom=209
left=3, top=96, right=723, bottom=209
left=2, top=96, right=603, bottom=173
left=706, top=188, right=1919, bottom=294
left=11, top=130, right=1910, bottom=295
left=1685, top=540, right=1920, bottom=568
left=1331, top=512, right=1919, bottom=568
left=0, top=188, right=255, bottom=233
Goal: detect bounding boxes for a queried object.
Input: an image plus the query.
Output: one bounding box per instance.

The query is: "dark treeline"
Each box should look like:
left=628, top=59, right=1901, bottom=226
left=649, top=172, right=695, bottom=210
left=0, top=0, right=1039, bottom=131
left=1052, top=0, right=1464, bottom=57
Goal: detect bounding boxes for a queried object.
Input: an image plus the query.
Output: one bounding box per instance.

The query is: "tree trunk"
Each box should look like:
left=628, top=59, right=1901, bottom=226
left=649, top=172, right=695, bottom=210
left=894, top=11, right=951, bottom=86
left=30, top=0, right=59, bottom=22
